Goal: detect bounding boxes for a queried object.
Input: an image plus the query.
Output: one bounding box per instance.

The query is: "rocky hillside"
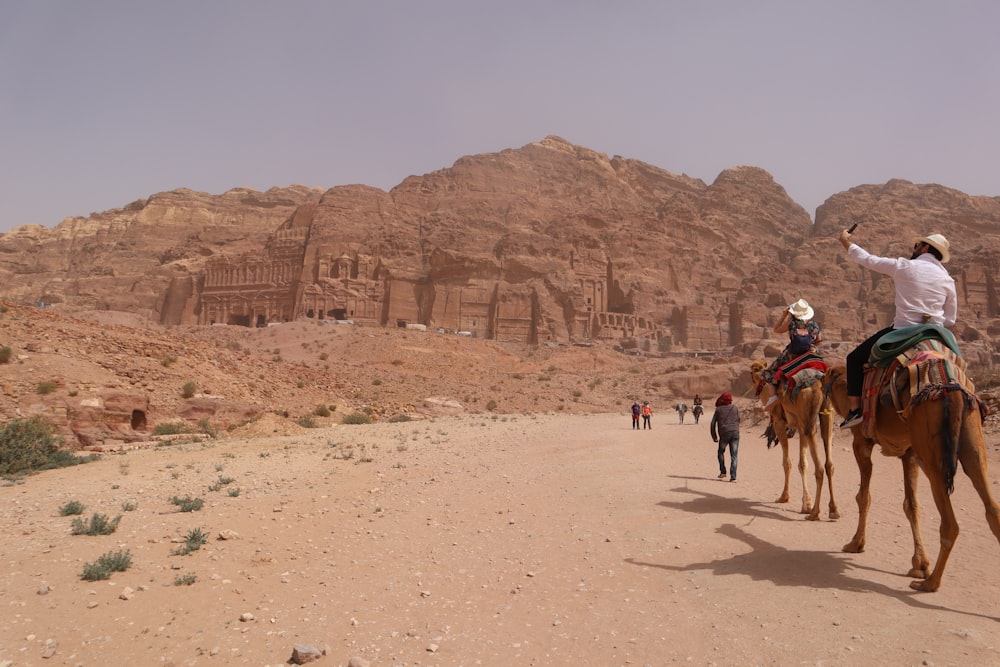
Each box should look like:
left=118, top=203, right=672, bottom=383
left=2, top=137, right=1000, bottom=447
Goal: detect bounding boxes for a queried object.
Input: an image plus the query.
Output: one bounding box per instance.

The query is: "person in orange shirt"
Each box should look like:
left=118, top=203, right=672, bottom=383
left=641, top=401, right=653, bottom=430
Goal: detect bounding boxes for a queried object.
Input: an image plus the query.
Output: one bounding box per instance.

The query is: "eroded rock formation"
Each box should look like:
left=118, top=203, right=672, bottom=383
left=2, top=137, right=999, bottom=369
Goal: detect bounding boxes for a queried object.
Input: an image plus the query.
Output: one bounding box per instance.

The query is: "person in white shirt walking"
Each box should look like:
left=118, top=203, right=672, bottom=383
left=837, top=229, right=957, bottom=428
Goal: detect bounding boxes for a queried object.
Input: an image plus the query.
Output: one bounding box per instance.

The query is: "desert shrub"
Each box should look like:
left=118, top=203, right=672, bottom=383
left=152, top=422, right=187, bottom=436
left=0, top=417, right=97, bottom=476
left=59, top=500, right=86, bottom=516
left=387, top=414, right=412, bottom=423
left=313, top=404, right=331, bottom=417
left=571, top=389, right=583, bottom=398
left=486, top=399, right=498, bottom=411
left=160, top=354, right=176, bottom=367
left=81, top=549, right=132, bottom=581
left=36, top=380, right=58, bottom=395
left=341, top=411, right=372, bottom=425
left=121, top=501, right=138, bottom=512
left=170, top=495, right=204, bottom=512
left=172, top=527, right=208, bottom=556
left=391, top=359, right=403, bottom=366
left=0, top=346, right=11, bottom=364
left=181, top=381, right=197, bottom=399
left=296, top=415, right=317, bottom=428
left=227, top=487, right=241, bottom=497
left=71, top=513, right=122, bottom=535
left=197, top=418, right=218, bottom=438
left=372, top=378, right=382, bottom=386
left=318, top=352, right=329, bottom=361
left=174, top=573, right=197, bottom=586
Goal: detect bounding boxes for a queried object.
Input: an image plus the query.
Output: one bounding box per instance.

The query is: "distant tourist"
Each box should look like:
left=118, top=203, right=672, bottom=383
left=631, top=401, right=641, bottom=430
left=641, top=401, right=653, bottom=429
left=692, top=394, right=704, bottom=424
left=710, top=392, right=740, bottom=482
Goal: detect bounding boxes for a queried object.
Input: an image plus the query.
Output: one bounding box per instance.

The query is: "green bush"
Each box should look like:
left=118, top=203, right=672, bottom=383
left=341, top=411, right=372, bottom=425
left=181, top=381, right=197, bottom=399
left=313, top=404, right=331, bottom=417
left=36, top=380, right=59, bottom=395
left=174, top=573, right=197, bottom=586
left=170, top=495, right=204, bottom=512
left=152, top=422, right=187, bottom=436
left=121, top=501, right=138, bottom=512
left=172, top=527, right=208, bottom=556
left=227, top=487, right=241, bottom=497
left=485, top=399, right=498, bottom=411
left=81, top=549, right=132, bottom=581
left=0, top=346, right=11, bottom=364
left=296, top=415, right=318, bottom=428
left=387, top=414, right=412, bottom=423
left=59, top=500, right=86, bottom=516
left=70, top=513, right=122, bottom=536
left=0, top=417, right=97, bottom=476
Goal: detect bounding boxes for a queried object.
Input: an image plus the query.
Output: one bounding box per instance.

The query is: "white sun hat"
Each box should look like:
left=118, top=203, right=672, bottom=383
left=787, top=298, right=814, bottom=321
left=913, top=233, right=951, bottom=263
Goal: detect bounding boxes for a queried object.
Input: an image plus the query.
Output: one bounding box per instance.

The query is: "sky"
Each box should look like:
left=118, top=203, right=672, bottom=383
left=2, top=1, right=999, bottom=233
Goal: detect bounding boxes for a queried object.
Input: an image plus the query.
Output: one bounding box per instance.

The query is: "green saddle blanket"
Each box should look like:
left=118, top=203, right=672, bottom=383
left=870, top=324, right=961, bottom=368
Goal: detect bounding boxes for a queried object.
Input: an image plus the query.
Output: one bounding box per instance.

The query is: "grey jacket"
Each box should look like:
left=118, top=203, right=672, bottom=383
left=710, top=404, right=740, bottom=439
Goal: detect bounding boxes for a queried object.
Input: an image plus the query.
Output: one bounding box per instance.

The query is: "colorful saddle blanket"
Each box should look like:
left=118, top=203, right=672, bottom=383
left=775, top=352, right=829, bottom=397
left=861, top=338, right=975, bottom=439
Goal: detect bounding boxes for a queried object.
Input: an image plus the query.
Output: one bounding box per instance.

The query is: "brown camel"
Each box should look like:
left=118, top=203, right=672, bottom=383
left=823, top=365, right=1000, bottom=591
left=750, top=360, right=838, bottom=521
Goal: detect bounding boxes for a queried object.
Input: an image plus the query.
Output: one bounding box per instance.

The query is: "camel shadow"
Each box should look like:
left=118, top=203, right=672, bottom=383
left=659, top=482, right=799, bottom=522
left=625, top=523, right=1000, bottom=621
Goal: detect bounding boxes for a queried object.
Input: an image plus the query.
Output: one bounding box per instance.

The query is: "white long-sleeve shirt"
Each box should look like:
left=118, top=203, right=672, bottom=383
left=847, top=244, right=957, bottom=328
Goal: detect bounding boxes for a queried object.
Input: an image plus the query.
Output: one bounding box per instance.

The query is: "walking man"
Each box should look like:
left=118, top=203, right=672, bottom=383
left=710, top=392, right=740, bottom=482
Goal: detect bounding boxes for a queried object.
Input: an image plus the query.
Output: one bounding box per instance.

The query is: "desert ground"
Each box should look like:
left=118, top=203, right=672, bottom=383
left=1, top=408, right=999, bottom=667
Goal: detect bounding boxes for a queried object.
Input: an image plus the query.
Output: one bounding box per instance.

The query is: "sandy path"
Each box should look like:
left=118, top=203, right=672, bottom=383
left=1, top=411, right=998, bottom=666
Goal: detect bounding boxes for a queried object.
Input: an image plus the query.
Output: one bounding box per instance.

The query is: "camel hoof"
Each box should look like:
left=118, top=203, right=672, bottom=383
left=907, top=566, right=931, bottom=579
left=800, top=506, right=813, bottom=515
left=842, top=542, right=864, bottom=554
left=805, top=513, right=821, bottom=522
left=829, top=510, right=841, bottom=521
left=775, top=494, right=790, bottom=503
left=909, top=579, right=939, bottom=593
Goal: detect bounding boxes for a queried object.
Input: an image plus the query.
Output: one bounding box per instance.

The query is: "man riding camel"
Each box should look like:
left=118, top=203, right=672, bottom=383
left=837, top=229, right=957, bottom=428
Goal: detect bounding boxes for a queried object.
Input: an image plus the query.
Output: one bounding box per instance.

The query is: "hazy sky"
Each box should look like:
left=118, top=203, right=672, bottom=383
left=2, top=1, right=998, bottom=233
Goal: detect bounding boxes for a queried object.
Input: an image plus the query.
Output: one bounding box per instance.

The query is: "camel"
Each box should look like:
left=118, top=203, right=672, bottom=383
left=749, top=359, right=838, bottom=521
left=823, top=364, right=1000, bottom=591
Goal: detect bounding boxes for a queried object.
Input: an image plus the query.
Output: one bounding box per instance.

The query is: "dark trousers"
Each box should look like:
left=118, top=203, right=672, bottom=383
left=642, top=415, right=651, bottom=429
left=717, top=432, right=739, bottom=479
left=632, top=415, right=640, bottom=429
left=846, top=326, right=893, bottom=397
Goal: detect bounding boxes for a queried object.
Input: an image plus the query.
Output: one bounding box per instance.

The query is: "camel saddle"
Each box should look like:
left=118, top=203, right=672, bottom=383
left=861, top=336, right=976, bottom=441
left=774, top=351, right=828, bottom=398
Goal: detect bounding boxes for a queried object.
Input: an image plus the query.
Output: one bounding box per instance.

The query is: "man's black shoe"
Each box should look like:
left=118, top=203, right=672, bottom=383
left=839, top=409, right=863, bottom=429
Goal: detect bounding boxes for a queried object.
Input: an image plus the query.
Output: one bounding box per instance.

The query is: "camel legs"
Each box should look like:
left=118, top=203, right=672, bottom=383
left=842, top=434, right=874, bottom=553
left=911, top=461, right=960, bottom=592
left=795, top=433, right=814, bottom=515
left=802, top=427, right=824, bottom=521
left=773, top=423, right=793, bottom=504
left=955, top=429, right=1000, bottom=546
left=901, top=451, right=931, bottom=579
left=819, top=406, right=839, bottom=520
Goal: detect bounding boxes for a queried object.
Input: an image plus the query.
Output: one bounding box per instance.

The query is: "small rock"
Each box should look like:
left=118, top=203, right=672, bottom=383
left=426, top=643, right=439, bottom=653
left=347, top=657, right=370, bottom=667
left=289, top=644, right=324, bottom=664
left=119, top=587, right=135, bottom=600
left=240, top=613, right=255, bottom=622
left=218, top=529, right=240, bottom=540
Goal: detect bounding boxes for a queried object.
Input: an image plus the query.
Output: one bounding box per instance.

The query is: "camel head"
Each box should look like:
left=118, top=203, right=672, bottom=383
left=749, top=359, right=767, bottom=381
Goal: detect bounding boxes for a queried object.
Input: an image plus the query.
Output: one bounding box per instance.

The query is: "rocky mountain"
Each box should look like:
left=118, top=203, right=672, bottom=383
left=2, top=136, right=999, bottom=366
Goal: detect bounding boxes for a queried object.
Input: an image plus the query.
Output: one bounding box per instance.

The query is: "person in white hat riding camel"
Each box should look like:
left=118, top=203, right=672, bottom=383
left=760, top=298, right=822, bottom=409
left=837, top=229, right=957, bottom=428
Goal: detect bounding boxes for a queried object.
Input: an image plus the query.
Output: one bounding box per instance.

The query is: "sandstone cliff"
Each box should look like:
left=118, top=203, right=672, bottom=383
left=1, top=137, right=997, bottom=371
